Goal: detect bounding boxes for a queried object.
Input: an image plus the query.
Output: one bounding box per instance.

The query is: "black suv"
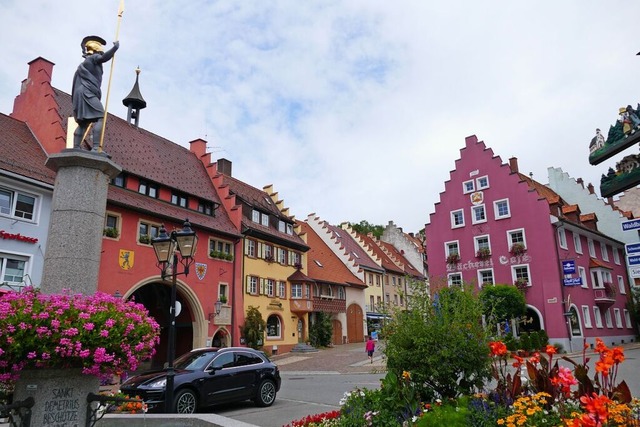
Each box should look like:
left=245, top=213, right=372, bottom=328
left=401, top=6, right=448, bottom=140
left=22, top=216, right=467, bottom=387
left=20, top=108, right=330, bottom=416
left=120, top=347, right=281, bottom=413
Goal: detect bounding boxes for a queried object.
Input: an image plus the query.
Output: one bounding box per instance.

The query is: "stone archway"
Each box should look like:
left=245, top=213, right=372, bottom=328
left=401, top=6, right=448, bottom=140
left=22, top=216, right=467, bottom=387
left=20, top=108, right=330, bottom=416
left=346, top=304, right=364, bottom=343
left=123, top=276, right=206, bottom=370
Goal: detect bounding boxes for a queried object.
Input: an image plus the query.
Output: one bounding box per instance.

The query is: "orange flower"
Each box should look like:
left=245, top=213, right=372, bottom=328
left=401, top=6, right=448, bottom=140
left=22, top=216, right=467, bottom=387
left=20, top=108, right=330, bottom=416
left=595, top=360, right=610, bottom=377
left=580, top=393, right=611, bottom=422
left=489, top=341, right=508, bottom=357
left=595, top=338, right=607, bottom=353
left=611, top=347, right=624, bottom=364
left=512, top=355, right=523, bottom=368
left=545, top=345, right=556, bottom=355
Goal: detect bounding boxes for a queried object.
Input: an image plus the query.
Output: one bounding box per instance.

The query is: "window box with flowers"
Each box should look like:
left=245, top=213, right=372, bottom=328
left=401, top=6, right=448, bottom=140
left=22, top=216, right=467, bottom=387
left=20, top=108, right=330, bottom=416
left=138, top=234, right=151, bottom=244
left=210, top=250, right=233, bottom=261
left=510, top=243, right=526, bottom=256
left=446, top=252, right=460, bottom=265
left=219, top=295, right=228, bottom=304
left=514, top=278, right=529, bottom=292
left=603, top=282, right=617, bottom=298
left=476, top=247, right=491, bottom=260
left=103, top=227, right=119, bottom=238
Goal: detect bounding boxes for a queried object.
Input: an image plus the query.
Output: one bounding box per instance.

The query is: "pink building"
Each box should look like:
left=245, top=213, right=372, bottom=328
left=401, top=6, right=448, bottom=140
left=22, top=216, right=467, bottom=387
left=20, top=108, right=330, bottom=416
left=425, top=135, right=635, bottom=351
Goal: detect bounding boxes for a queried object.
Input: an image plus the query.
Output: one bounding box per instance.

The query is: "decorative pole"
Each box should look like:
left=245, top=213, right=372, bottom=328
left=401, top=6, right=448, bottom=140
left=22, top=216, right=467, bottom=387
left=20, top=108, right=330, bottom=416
left=98, top=0, right=125, bottom=153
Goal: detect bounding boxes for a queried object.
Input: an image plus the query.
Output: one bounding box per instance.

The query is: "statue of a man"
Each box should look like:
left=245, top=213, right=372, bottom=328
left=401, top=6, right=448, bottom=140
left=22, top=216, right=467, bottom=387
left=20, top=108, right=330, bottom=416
left=72, top=35, right=119, bottom=150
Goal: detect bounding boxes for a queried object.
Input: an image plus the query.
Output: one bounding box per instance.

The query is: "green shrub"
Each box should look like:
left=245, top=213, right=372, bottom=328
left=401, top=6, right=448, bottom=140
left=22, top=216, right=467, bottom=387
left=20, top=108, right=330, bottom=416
left=309, top=312, right=333, bottom=347
left=384, top=282, right=491, bottom=401
left=479, top=284, right=526, bottom=326
left=239, top=306, right=265, bottom=349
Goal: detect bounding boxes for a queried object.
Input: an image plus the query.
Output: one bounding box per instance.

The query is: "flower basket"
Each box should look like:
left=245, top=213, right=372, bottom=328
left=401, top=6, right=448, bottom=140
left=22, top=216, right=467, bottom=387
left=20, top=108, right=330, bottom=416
left=138, top=234, right=151, bottom=244
left=510, top=243, right=526, bottom=255
left=446, top=253, right=460, bottom=265
left=514, top=278, right=529, bottom=292
left=0, top=288, right=160, bottom=384
left=475, top=247, right=491, bottom=259
left=103, top=227, right=119, bottom=238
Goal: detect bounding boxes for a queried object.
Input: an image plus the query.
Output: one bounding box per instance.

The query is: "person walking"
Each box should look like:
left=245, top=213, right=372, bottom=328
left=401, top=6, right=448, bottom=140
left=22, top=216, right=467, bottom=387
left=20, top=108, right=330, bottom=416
left=365, top=336, right=376, bottom=364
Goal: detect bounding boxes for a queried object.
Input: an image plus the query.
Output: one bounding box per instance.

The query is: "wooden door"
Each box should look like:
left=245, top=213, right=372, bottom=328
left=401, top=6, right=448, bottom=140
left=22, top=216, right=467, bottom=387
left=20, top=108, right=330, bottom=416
left=346, top=304, right=364, bottom=343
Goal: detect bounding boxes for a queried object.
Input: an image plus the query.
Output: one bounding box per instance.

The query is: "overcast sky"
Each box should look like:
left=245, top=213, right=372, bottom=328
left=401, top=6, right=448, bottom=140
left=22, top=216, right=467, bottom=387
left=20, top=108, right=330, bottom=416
left=1, top=1, right=639, bottom=233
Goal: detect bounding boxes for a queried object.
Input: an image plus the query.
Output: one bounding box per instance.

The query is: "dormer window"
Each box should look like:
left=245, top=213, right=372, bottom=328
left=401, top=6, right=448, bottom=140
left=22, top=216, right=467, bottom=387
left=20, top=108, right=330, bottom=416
left=138, top=180, right=158, bottom=198
left=198, top=200, right=214, bottom=216
left=171, top=191, right=188, bottom=208
left=252, top=209, right=269, bottom=226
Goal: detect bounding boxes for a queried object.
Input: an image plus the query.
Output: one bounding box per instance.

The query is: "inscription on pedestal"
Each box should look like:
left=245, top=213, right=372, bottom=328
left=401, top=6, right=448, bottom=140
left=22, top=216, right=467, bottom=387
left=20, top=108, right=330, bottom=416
left=42, top=387, right=80, bottom=426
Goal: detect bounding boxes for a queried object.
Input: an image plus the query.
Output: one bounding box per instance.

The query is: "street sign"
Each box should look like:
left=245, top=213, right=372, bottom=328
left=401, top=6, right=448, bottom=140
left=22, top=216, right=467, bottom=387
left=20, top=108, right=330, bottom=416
left=627, top=255, right=640, bottom=266
left=629, top=266, right=640, bottom=278
left=563, top=277, right=582, bottom=286
left=622, top=219, right=640, bottom=232
left=626, top=243, right=640, bottom=255
left=562, top=260, right=576, bottom=274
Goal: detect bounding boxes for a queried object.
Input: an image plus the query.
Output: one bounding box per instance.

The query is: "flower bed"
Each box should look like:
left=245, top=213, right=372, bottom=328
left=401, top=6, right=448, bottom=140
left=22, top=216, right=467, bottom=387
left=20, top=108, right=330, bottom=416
left=284, top=338, right=639, bottom=426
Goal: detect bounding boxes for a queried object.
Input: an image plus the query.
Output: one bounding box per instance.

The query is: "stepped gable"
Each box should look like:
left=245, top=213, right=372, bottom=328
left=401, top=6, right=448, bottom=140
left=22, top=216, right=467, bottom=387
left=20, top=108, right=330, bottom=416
left=0, top=113, right=56, bottom=185
left=323, top=222, right=381, bottom=272
left=221, top=175, right=309, bottom=250
left=378, top=240, right=425, bottom=280
left=306, top=214, right=365, bottom=278
left=299, top=221, right=366, bottom=289
left=347, top=228, right=404, bottom=275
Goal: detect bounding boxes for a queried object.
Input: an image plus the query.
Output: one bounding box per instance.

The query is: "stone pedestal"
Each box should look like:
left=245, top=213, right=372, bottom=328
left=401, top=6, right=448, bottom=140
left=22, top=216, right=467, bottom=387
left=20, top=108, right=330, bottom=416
left=13, top=369, right=100, bottom=427
left=42, top=150, right=121, bottom=295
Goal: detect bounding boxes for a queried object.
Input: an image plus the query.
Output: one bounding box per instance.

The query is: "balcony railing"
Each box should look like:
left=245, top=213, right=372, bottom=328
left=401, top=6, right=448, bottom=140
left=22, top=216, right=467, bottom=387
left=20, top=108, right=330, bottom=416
left=290, top=298, right=313, bottom=313
left=594, top=287, right=616, bottom=307
left=312, top=296, right=346, bottom=313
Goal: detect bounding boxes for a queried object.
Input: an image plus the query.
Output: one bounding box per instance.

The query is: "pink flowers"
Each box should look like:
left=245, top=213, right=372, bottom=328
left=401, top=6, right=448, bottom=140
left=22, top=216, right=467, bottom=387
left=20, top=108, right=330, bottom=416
left=0, top=287, right=160, bottom=383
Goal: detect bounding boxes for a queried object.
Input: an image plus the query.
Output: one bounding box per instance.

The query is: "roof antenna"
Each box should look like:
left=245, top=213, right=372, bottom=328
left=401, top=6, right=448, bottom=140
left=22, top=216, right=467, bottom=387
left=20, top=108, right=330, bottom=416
left=529, top=172, right=534, bottom=179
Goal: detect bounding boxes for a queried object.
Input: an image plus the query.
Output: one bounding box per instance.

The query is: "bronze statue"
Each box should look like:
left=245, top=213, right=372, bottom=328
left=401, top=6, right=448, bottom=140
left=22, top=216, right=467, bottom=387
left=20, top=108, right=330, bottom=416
left=72, top=35, right=119, bottom=150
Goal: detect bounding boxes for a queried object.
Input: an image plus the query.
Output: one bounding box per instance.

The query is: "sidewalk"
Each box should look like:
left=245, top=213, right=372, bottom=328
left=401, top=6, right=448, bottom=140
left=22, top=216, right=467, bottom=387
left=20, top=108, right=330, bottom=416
left=271, top=341, right=387, bottom=374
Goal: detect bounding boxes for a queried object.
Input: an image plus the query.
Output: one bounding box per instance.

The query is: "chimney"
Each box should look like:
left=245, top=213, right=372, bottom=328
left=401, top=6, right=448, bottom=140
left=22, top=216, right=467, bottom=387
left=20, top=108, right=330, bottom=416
left=576, top=178, right=584, bottom=188
left=509, top=157, right=519, bottom=173
left=607, top=197, right=613, bottom=206
left=217, top=158, right=232, bottom=176
left=587, top=183, right=594, bottom=194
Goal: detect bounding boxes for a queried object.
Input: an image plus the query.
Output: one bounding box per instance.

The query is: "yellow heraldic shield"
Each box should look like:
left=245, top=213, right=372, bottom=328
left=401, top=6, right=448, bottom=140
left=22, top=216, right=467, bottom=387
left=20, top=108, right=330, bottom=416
left=119, top=249, right=134, bottom=270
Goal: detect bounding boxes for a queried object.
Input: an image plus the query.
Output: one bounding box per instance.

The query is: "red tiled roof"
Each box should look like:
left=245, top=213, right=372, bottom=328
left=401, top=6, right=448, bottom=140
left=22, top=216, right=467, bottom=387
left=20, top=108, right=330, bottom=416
left=53, top=89, right=223, bottom=204
left=300, top=222, right=366, bottom=288
left=0, top=113, right=56, bottom=185
left=355, top=232, right=404, bottom=275
left=378, top=240, right=425, bottom=280
left=108, top=186, right=240, bottom=237
left=221, top=175, right=309, bottom=249
left=518, top=172, right=565, bottom=205
left=589, top=258, right=612, bottom=269
left=323, top=222, right=383, bottom=272
left=49, top=89, right=241, bottom=236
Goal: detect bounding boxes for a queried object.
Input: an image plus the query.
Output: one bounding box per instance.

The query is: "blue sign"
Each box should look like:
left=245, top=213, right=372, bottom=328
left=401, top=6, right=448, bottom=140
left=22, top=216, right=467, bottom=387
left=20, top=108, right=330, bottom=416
left=562, top=260, right=576, bottom=274
left=628, top=255, right=640, bottom=266
left=622, top=219, right=640, bottom=232
left=626, top=243, right=640, bottom=255
left=563, top=277, right=582, bottom=286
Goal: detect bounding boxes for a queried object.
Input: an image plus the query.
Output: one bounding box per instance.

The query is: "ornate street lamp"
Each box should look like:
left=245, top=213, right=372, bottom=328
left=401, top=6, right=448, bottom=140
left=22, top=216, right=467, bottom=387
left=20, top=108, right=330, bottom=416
left=208, top=299, right=223, bottom=321
left=151, top=219, right=198, bottom=413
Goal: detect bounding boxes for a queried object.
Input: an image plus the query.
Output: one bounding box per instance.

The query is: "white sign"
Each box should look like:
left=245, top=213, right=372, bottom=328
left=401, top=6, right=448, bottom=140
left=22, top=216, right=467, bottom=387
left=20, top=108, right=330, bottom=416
left=630, top=267, right=640, bottom=278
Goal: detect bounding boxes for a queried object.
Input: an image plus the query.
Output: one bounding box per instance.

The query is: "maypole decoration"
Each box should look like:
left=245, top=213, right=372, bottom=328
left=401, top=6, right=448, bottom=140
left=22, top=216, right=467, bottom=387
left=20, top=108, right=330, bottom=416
left=98, top=0, right=125, bottom=153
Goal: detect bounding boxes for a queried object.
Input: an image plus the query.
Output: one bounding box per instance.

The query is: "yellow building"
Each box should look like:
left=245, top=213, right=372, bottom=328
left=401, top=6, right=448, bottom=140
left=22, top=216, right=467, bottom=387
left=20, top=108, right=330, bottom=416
left=215, top=159, right=310, bottom=355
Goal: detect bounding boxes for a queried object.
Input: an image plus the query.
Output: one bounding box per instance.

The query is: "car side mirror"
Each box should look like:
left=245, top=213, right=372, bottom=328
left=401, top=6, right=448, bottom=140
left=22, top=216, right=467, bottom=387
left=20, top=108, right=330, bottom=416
left=208, top=366, right=221, bottom=375
left=163, top=362, right=169, bottom=369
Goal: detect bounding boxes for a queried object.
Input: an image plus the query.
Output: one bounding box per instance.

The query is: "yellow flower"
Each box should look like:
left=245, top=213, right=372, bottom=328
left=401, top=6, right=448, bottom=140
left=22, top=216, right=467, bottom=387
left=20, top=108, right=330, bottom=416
left=402, top=371, right=411, bottom=380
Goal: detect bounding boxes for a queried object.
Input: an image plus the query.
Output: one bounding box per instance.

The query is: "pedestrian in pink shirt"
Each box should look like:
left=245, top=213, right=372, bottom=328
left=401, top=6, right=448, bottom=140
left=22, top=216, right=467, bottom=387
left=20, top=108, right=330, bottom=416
left=365, top=336, right=375, bottom=364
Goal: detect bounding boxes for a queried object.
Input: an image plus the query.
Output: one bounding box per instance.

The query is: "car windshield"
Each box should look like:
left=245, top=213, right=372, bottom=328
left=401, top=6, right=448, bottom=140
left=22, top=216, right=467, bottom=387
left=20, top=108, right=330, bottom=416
left=174, top=351, right=216, bottom=370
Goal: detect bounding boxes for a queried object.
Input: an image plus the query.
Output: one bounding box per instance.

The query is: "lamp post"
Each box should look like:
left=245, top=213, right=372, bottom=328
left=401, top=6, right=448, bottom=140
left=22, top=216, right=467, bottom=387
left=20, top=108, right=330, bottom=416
left=151, top=219, right=198, bottom=413
left=208, top=299, right=223, bottom=321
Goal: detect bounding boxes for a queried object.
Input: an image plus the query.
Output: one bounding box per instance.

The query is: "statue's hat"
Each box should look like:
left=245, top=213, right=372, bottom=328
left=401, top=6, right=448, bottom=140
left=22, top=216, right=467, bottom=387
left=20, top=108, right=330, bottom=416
left=81, top=35, right=106, bottom=53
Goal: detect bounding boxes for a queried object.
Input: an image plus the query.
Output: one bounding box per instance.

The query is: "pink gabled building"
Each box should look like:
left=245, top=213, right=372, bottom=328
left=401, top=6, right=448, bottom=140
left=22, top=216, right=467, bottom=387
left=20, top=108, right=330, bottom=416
left=425, top=135, right=635, bottom=352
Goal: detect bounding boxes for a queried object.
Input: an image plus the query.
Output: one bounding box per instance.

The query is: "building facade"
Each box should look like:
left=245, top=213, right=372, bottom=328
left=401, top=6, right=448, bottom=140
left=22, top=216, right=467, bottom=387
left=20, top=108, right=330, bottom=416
left=426, top=135, right=635, bottom=351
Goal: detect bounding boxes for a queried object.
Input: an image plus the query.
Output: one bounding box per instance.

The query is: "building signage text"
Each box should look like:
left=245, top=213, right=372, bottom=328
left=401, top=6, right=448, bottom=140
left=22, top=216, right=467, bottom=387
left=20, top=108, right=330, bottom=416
left=0, top=230, right=38, bottom=244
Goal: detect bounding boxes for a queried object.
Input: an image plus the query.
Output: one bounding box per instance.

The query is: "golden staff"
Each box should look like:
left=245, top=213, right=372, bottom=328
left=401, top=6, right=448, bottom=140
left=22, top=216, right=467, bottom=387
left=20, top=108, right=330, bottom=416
left=98, top=0, right=125, bottom=153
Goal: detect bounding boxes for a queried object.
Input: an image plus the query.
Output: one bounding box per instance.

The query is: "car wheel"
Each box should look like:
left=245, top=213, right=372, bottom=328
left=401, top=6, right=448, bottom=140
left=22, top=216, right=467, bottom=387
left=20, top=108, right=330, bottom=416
left=174, top=389, right=198, bottom=414
left=254, top=379, right=277, bottom=407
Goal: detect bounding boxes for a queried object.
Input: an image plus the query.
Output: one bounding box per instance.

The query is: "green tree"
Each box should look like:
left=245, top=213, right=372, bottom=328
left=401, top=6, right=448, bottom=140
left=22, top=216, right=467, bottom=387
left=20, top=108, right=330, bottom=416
left=479, top=284, right=527, bottom=327
left=346, top=220, right=384, bottom=239
left=384, top=282, right=491, bottom=401
left=240, top=306, right=266, bottom=350
left=309, top=312, right=333, bottom=347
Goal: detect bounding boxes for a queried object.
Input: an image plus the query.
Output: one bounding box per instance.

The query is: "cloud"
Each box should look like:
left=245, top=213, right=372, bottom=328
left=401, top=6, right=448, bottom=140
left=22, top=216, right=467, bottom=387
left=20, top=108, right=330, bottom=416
left=2, top=1, right=640, bottom=232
